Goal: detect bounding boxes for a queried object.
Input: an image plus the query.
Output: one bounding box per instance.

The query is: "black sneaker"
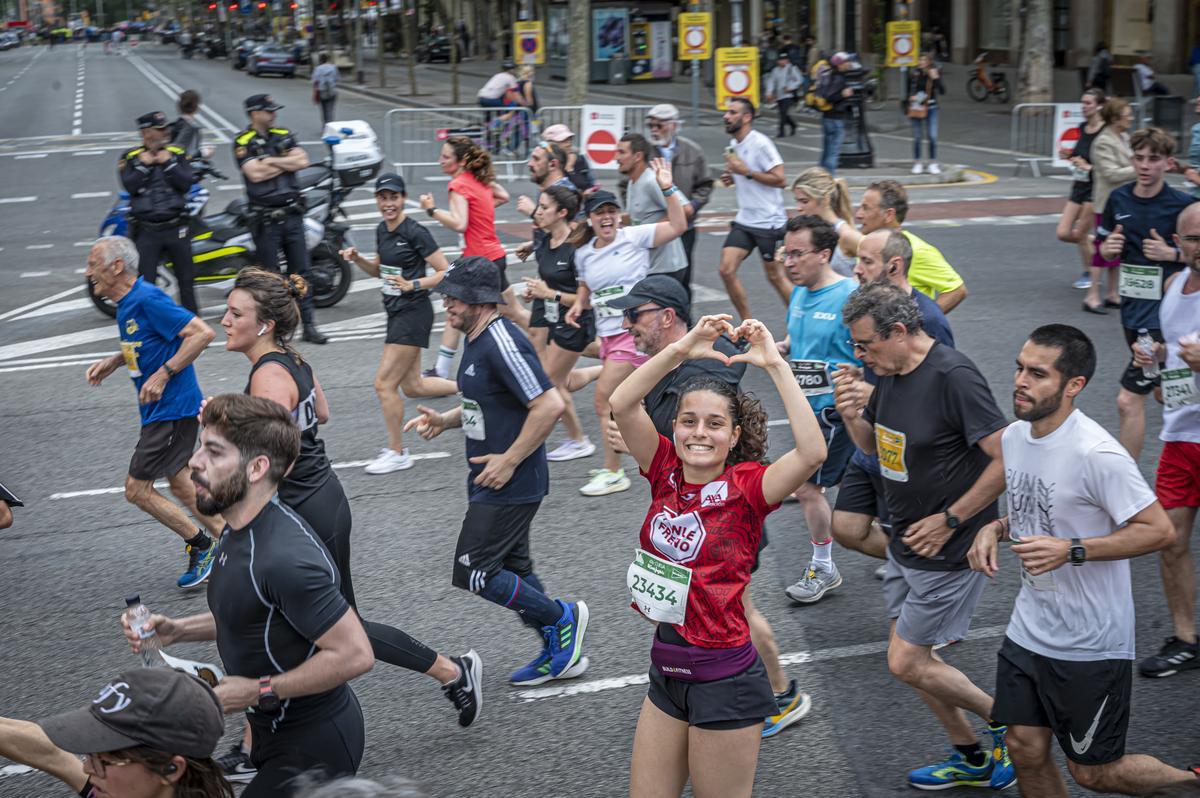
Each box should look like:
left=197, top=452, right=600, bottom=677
left=1138, top=636, right=1200, bottom=678
left=301, top=324, right=328, bottom=345
left=442, top=649, right=483, bottom=727
left=215, top=745, right=256, bottom=783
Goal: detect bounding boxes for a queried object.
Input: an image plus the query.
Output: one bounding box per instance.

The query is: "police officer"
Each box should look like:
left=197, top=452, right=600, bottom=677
left=234, top=94, right=327, bottom=344
left=119, top=111, right=197, bottom=313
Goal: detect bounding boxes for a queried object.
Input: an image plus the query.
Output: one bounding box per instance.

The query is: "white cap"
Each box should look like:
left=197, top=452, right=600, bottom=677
left=645, top=103, right=680, bottom=122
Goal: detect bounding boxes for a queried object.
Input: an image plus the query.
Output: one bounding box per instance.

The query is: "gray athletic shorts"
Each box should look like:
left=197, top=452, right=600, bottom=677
left=882, top=551, right=986, bottom=647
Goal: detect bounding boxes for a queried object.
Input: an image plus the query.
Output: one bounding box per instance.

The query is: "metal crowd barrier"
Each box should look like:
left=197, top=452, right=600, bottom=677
left=1010, top=101, right=1142, bottom=178
left=536, top=105, right=657, bottom=139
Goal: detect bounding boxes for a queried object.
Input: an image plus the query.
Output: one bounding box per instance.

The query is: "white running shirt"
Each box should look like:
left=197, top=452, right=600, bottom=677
left=730, top=130, right=787, bottom=228
left=575, top=224, right=655, bottom=338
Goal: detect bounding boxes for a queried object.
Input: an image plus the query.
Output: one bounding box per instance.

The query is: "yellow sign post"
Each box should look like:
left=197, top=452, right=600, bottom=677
left=714, top=47, right=759, bottom=111
left=677, top=12, right=711, bottom=60
left=885, top=20, right=920, bottom=68
left=513, top=20, right=545, bottom=65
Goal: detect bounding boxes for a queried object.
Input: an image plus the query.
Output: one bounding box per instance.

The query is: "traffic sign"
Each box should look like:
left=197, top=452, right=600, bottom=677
left=677, top=12, right=711, bottom=61
left=885, top=20, right=920, bottom=68
left=513, top=20, right=544, bottom=65
left=714, top=47, right=759, bottom=111
left=580, top=105, right=623, bottom=170
left=1051, top=103, right=1085, bottom=168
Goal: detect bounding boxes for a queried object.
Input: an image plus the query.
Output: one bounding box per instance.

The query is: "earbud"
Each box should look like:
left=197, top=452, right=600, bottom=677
left=164, top=764, right=178, bottom=774
left=257, top=323, right=268, bottom=337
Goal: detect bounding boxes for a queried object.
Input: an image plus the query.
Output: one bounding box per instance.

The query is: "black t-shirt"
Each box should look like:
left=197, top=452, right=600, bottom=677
left=245, top=352, right=332, bottom=505
left=1072, top=123, right=1100, bottom=184
left=207, top=497, right=351, bottom=731
left=376, top=217, right=439, bottom=313
left=864, top=342, right=1006, bottom=571
left=233, top=126, right=301, bottom=207
left=529, top=233, right=580, bottom=326
left=645, top=337, right=747, bottom=437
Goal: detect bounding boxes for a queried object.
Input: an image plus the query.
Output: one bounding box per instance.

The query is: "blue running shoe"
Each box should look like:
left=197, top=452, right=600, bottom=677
left=510, top=629, right=554, bottom=686
left=177, top=542, right=216, bottom=589
left=908, top=750, right=993, bottom=790
left=547, top=599, right=588, bottom=677
left=987, top=725, right=1017, bottom=789
left=762, top=679, right=812, bottom=739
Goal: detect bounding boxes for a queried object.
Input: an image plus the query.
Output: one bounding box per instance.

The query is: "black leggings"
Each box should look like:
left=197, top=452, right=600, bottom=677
left=242, top=693, right=364, bottom=797
left=290, top=476, right=438, bottom=674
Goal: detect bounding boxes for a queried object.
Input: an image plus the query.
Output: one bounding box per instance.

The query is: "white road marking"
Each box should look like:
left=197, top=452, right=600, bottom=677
left=71, top=191, right=112, bottom=199
left=0, top=286, right=87, bottom=324
left=0, top=196, right=37, bottom=204
left=25, top=244, right=53, bottom=250
left=11, top=297, right=94, bottom=320
left=19, top=271, right=51, bottom=278
left=14, top=153, right=47, bottom=159
left=126, top=54, right=238, bottom=141
left=72, top=150, right=107, bottom=156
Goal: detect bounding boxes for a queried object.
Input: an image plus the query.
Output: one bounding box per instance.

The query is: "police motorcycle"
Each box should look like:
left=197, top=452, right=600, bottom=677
left=88, top=123, right=383, bottom=317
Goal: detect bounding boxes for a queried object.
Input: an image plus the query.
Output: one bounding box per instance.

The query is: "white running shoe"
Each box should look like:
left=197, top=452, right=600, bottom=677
left=580, top=468, right=631, bottom=496
left=546, top=437, right=597, bottom=462
left=911, top=162, right=924, bottom=175
left=785, top=562, right=843, bottom=604
left=928, top=162, right=942, bottom=175
left=364, top=447, right=413, bottom=475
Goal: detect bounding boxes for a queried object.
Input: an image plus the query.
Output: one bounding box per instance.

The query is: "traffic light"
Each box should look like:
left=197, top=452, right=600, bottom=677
left=207, top=3, right=216, bottom=9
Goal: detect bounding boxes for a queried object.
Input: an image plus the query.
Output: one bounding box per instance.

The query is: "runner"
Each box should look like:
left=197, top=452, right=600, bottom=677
left=790, top=167, right=860, bottom=277
left=1058, top=89, right=1106, bottom=298
left=404, top=257, right=590, bottom=686
left=969, top=324, right=1194, bottom=797
left=610, top=314, right=827, bottom=798
left=515, top=141, right=574, bottom=222
left=855, top=180, right=968, bottom=313
left=835, top=283, right=1015, bottom=790
left=339, top=173, right=459, bottom=475
left=716, top=97, right=793, bottom=321
left=563, top=158, right=687, bottom=498
left=774, top=216, right=859, bottom=604
left=1138, top=202, right=1200, bottom=678
left=83, top=235, right=224, bottom=589
left=618, top=132, right=689, bottom=287
left=541, top=124, right=596, bottom=194
left=1096, top=127, right=1196, bottom=459
left=608, top=275, right=815, bottom=739
left=125, top=393, right=376, bottom=797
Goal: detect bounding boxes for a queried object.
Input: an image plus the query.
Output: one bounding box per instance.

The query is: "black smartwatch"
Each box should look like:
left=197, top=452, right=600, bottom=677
left=1069, top=538, right=1086, bottom=566
left=425, top=207, right=437, bottom=218
left=257, top=676, right=280, bottom=713
left=163, top=363, right=177, bottom=380
left=943, top=510, right=961, bottom=530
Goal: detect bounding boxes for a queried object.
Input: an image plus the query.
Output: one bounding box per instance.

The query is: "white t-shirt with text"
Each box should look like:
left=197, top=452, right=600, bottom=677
left=575, top=224, right=656, bottom=338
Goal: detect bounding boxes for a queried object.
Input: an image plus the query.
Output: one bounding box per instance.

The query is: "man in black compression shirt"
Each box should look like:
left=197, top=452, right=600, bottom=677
left=123, top=394, right=374, bottom=797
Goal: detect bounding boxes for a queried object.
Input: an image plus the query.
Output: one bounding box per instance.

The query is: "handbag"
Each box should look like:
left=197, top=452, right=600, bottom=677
left=906, top=75, right=932, bottom=119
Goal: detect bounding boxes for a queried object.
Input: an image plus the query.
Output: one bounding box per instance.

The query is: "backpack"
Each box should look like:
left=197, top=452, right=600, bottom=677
left=805, top=60, right=833, bottom=112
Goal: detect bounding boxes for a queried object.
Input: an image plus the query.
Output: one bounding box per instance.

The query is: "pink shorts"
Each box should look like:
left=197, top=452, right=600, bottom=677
left=599, top=331, right=650, bottom=366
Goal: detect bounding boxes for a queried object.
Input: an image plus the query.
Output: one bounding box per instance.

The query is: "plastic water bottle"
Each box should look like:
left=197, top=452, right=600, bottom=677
left=1136, top=328, right=1160, bottom=379
left=125, top=595, right=163, bottom=668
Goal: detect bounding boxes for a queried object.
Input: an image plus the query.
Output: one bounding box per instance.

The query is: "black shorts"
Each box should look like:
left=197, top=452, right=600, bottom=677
left=385, top=298, right=435, bottom=348
left=647, top=655, right=776, bottom=730
left=548, top=310, right=596, bottom=353
left=992, top=637, right=1131, bottom=766
left=808, top=407, right=855, bottom=488
left=128, top=417, right=199, bottom=481
left=1120, top=327, right=1163, bottom=395
left=1069, top=181, right=1093, bottom=205
left=493, top=255, right=509, bottom=291
left=452, top=501, right=541, bottom=591
left=245, top=691, right=364, bottom=797
left=723, top=221, right=785, bottom=262
left=833, top=458, right=892, bottom=527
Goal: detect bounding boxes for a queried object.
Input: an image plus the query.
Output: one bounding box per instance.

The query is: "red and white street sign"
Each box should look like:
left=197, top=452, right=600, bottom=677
left=1051, top=103, right=1084, bottom=168
left=580, top=105, right=623, bottom=170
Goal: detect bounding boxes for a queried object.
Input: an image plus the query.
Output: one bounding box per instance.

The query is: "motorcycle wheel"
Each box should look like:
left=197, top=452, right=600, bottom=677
left=308, top=242, right=353, bottom=308
left=86, top=277, right=118, bottom=317
left=967, top=76, right=989, bottom=102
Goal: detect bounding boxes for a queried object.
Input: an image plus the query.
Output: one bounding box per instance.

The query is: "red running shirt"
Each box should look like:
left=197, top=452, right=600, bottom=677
left=636, top=435, right=779, bottom=648
left=448, top=171, right=506, bottom=261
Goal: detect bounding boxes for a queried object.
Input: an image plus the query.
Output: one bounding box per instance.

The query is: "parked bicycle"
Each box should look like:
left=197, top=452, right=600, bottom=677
left=968, top=52, right=1010, bottom=102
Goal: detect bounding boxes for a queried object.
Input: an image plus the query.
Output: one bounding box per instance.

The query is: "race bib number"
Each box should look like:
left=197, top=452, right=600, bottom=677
left=1118, top=264, right=1163, bottom=300
left=379, top=264, right=403, bottom=296
left=1161, top=367, right=1200, bottom=410
left=593, top=284, right=631, bottom=318
left=1020, top=566, right=1058, bottom=592
left=543, top=298, right=560, bottom=324
left=120, top=341, right=142, bottom=379
left=461, top=398, right=485, bottom=441
left=790, top=359, right=832, bottom=397
left=294, top=389, right=318, bottom=431
left=627, top=548, right=691, bottom=625
left=874, top=423, right=909, bottom=482
left=1070, top=166, right=1090, bottom=182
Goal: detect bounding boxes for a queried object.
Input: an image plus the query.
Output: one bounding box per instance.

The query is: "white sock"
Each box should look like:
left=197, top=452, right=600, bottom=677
left=435, top=346, right=457, bottom=378
left=811, top=539, right=833, bottom=566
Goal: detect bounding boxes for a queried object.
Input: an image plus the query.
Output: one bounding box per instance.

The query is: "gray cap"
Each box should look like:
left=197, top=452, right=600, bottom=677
left=435, top=256, right=507, bottom=305
left=646, top=103, right=680, bottom=122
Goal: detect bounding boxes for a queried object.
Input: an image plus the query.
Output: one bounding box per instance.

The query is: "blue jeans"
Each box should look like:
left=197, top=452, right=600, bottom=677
left=821, top=117, right=845, bottom=174
left=911, top=106, right=939, bottom=161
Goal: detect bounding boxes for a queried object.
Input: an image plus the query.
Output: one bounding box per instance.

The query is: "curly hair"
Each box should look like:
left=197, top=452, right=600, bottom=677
left=674, top=377, right=769, bottom=466
left=116, top=746, right=235, bottom=798
left=444, top=136, right=495, bottom=184
left=233, top=267, right=308, bottom=360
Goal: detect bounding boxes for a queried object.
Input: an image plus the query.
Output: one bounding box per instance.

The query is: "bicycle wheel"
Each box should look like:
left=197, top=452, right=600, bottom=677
left=994, top=80, right=1011, bottom=103
left=967, top=76, right=989, bottom=102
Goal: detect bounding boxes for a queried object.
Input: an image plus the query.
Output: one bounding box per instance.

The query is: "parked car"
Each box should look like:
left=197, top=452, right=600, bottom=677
left=232, top=37, right=265, bottom=69
left=416, top=34, right=453, bottom=63
left=0, top=32, right=20, bottom=50
left=247, top=43, right=296, bottom=78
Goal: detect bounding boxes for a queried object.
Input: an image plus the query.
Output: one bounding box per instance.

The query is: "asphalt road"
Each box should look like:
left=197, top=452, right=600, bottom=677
left=1, top=42, right=1198, bottom=798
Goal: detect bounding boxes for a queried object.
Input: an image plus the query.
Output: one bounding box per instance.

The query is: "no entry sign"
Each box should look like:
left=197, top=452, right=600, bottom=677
left=580, top=105, right=623, bottom=169
left=1051, top=103, right=1084, bottom=168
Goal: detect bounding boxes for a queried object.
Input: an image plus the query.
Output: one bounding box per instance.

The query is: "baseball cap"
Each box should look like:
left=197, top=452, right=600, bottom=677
left=435, top=256, right=506, bottom=306
left=38, top=668, right=224, bottom=759
left=541, top=124, right=574, bottom=142
left=776, top=51, right=791, bottom=61
left=830, top=51, right=850, bottom=66
left=136, top=111, right=168, bottom=130
left=501, top=58, right=516, bottom=70
left=374, top=172, right=406, bottom=194
left=606, top=274, right=691, bottom=323
left=645, top=103, right=680, bottom=122
left=584, top=190, right=622, bottom=215
left=244, top=93, right=283, bottom=112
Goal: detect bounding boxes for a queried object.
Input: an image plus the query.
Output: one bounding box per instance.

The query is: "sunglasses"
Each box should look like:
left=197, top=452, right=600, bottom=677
left=623, top=306, right=668, bottom=323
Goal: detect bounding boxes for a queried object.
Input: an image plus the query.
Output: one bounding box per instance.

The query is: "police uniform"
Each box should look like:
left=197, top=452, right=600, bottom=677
left=235, top=94, right=324, bottom=341
left=119, top=111, right=197, bottom=313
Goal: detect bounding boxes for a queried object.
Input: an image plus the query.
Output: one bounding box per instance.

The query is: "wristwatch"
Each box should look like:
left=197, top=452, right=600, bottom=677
left=257, top=676, right=280, bottom=713
left=412, top=279, right=421, bottom=291
left=163, top=363, right=177, bottom=379
left=1069, top=538, right=1086, bottom=566
left=553, top=292, right=562, bottom=304
left=425, top=207, right=437, bottom=218
left=943, top=510, right=961, bottom=530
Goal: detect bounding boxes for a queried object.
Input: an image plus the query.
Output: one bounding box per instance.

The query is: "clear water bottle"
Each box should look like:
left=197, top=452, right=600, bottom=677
left=125, top=595, right=163, bottom=668
left=1136, top=328, right=1160, bottom=379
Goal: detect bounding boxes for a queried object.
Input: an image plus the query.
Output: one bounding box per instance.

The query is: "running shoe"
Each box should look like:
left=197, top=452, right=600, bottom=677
left=548, top=599, right=589, bottom=677
left=177, top=542, right=217, bottom=589
left=510, top=631, right=591, bottom=686
left=580, top=468, right=630, bottom=496
left=784, top=561, right=842, bottom=604
left=873, top=562, right=887, bottom=580
left=911, top=162, right=925, bottom=175
left=442, top=649, right=483, bottom=727
left=762, top=679, right=812, bottom=739
left=546, top=437, right=596, bottom=462
left=1073, top=274, right=1093, bottom=289
left=928, top=163, right=942, bottom=175
left=420, top=367, right=442, bottom=379
left=215, top=745, right=256, bottom=783
left=364, top=447, right=413, bottom=475
left=1138, top=636, right=1200, bottom=678
left=987, top=724, right=1017, bottom=789
left=907, top=750, right=993, bottom=790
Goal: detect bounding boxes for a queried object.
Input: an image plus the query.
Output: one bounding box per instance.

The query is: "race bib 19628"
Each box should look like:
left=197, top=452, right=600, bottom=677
left=1118, top=264, right=1163, bottom=300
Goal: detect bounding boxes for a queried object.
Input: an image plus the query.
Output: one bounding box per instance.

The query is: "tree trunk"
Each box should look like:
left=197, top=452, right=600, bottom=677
left=450, top=0, right=459, bottom=103
left=1017, top=0, right=1052, bottom=103
left=404, top=0, right=417, bottom=94
left=565, top=0, right=587, bottom=104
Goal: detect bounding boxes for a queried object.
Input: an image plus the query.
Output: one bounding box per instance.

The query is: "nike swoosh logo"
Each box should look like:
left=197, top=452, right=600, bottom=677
left=1069, top=694, right=1109, bottom=755
left=1115, top=213, right=1132, bottom=220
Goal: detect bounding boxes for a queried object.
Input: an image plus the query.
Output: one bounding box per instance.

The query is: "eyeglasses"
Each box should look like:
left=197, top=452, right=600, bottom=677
left=86, top=753, right=135, bottom=778
left=783, top=249, right=817, bottom=260
left=1179, top=235, right=1200, bottom=244
left=623, top=306, right=668, bottom=323
left=847, top=334, right=887, bottom=352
